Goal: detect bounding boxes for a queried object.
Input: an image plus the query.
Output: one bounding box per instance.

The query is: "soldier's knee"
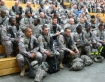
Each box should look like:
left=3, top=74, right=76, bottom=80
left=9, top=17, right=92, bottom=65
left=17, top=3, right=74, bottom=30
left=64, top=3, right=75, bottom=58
left=16, top=54, right=24, bottom=62
left=36, top=52, right=42, bottom=62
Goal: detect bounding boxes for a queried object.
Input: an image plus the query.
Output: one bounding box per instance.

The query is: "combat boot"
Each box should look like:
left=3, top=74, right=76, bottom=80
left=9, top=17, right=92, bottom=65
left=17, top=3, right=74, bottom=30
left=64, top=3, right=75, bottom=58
left=7, top=54, right=11, bottom=58
left=20, top=68, right=25, bottom=77
left=60, top=60, right=64, bottom=69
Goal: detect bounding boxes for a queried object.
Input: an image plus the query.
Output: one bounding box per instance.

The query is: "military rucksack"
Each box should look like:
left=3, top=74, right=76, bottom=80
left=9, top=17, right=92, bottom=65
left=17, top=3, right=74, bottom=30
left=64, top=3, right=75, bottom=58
left=46, top=55, right=60, bottom=74
left=69, top=57, right=84, bottom=71
left=81, top=55, right=93, bottom=66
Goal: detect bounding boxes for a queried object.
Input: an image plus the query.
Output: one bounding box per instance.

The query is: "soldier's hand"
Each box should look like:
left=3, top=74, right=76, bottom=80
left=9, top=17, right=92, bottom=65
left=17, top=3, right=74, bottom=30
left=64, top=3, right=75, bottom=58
left=16, top=15, right=19, bottom=18
left=75, top=49, right=79, bottom=54
left=76, top=42, right=80, bottom=45
left=102, top=40, right=105, bottom=43
left=30, top=53, right=36, bottom=58
left=44, top=50, right=51, bottom=57
left=69, top=50, right=75, bottom=55
left=56, top=31, right=61, bottom=36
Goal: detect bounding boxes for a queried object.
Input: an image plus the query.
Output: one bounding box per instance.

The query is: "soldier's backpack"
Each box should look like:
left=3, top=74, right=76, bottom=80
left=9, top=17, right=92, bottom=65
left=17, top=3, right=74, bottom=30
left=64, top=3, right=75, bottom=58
left=42, top=33, right=60, bottom=74
left=69, top=57, right=84, bottom=71
left=24, top=56, right=39, bottom=78
left=81, top=55, right=93, bottom=66
left=46, top=55, right=60, bottom=74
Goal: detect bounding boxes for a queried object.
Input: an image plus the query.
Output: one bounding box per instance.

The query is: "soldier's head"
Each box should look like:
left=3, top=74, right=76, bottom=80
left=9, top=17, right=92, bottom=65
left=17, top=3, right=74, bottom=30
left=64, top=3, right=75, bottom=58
left=40, top=3, right=44, bottom=8
left=15, top=1, right=19, bottom=6
left=64, top=27, right=71, bottom=36
left=34, top=18, right=40, bottom=26
left=42, top=25, right=49, bottom=35
left=98, top=23, right=105, bottom=31
left=24, top=27, right=32, bottom=38
left=52, top=17, right=57, bottom=25
left=80, top=18, right=85, bottom=24
left=69, top=18, right=74, bottom=25
left=26, top=2, right=31, bottom=7
left=73, top=4, right=77, bottom=9
left=9, top=17, right=16, bottom=25
left=40, top=12, right=45, bottom=18
left=1, top=0, right=5, bottom=6
left=25, top=10, right=31, bottom=18
left=85, top=23, right=91, bottom=32
left=0, top=10, right=6, bottom=17
left=76, top=25, right=82, bottom=34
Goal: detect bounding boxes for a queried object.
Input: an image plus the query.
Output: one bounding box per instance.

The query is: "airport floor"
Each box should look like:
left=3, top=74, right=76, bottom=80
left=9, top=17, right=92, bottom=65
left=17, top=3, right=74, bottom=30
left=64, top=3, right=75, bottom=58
left=0, top=60, right=105, bottom=82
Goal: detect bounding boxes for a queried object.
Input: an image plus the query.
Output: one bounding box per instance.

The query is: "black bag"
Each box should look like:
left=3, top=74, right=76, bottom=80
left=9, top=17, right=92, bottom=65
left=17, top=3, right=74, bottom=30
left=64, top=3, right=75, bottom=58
left=42, top=34, right=60, bottom=74
left=46, top=55, right=60, bottom=74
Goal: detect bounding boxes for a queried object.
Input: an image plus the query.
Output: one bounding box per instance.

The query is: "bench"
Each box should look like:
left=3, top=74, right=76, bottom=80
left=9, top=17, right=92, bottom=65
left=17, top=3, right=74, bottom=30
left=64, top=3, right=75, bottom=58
left=0, top=57, right=21, bottom=76
left=64, top=2, right=71, bottom=8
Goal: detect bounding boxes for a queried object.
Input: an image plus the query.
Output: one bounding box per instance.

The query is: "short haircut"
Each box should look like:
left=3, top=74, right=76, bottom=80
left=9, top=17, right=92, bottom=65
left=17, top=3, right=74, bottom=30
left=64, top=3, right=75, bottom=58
left=9, top=17, right=16, bottom=23
left=64, top=27, right=70, bottom=32
left=98, top=23, right=104, bottom=28
left=76, top=25, right=82, bottom=30
left=42, top=24, right=48, bottom=30
left=24, top=27, right=31, bottom=32
left=52, top=17, right=57, bottom=20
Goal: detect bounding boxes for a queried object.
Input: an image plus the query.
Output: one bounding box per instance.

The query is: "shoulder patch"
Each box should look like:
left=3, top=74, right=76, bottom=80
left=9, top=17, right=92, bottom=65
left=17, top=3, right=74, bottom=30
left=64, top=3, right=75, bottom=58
left=20, top=38, right=24, bottom=43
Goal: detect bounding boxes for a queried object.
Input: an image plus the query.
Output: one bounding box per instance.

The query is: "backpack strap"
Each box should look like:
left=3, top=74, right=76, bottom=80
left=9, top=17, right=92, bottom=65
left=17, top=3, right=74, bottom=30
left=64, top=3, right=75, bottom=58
left=0, top=17, right=7, bottom=25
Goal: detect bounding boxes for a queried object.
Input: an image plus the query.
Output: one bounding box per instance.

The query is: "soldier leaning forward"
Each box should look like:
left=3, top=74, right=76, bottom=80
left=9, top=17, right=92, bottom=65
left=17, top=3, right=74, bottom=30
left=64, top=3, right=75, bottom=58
left=38, top=25, right=64, bottom=69
left=16, top=27, right=43, bottom=77
left=58, top=27, right=79, bottom=68
left=1, top=17, right=23, bottom=57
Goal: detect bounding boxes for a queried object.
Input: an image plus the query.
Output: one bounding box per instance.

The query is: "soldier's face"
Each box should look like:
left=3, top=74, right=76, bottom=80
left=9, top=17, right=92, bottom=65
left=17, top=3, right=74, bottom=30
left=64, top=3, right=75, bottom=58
left=11, top=19, right=16, bottom=25
left=26, top=12, right=31, bottom=17
left=52, top=19, right=57, bottom=24
left=43, top=28, right=49, bottom=35
left=99, top=26, right=104, bottom=30
left=65, top=29, right=71, bottom=36
left=1, top=11, right=6, bottom=17
left=25, top=29, right=32, bottom=37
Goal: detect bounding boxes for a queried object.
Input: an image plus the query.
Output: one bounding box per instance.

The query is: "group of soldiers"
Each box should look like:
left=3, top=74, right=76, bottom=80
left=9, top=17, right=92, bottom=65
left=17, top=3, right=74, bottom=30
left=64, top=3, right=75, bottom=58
left=0, top=0, right=105, bottom=80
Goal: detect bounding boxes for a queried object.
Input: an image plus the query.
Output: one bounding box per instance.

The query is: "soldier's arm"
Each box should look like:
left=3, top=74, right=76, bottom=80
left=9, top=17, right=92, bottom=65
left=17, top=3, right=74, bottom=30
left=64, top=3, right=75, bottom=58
left=1, top=27, right=16, bottom=41
left=31, top=36, right=40, bottom=53
left=18, top=38, right=30, bottom=57
left=38, top=36, right=47, bottom=53
left=58, top=35, right=70, bottom=52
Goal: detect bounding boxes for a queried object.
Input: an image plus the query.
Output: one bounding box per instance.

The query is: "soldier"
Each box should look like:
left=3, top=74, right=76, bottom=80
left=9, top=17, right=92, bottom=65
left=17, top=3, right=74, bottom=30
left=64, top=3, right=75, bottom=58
left=0, top=0, right=9, bottom=16
left=16, top=27, right=42, bottom=77
left=1, top=17, right=22, bottom=57
left=10, top=1, right=23, bottom=24
left=48, top=17, right=62, bottom=42
left=58, top=27, right=79, bottom=68
left=64, top=18, right=77, bottom=34
left=39, top=12, right=48, bottom=25
left=38, top=25, right=64, bottom=69
left=20, top=10, right=34, bottom=31
left=23, top=2, right=35, bottom=16
left=73, top=25, right=91, bottom=56
left=70, top=4, right=78, bottom=17
left=31, top=18, right=42, bottom=38
left=94, top=24, right=105, bottom=46
left=84, top=23, right=102, bottom=50
left=0, top=10, right=9, bottom=26
left=78, top=18, right=86, bottom=31
left=38, top=3, right=46, bottom=14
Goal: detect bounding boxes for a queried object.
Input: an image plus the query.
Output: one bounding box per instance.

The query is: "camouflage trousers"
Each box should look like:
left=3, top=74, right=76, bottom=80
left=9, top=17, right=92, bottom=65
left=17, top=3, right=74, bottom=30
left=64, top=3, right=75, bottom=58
left=16, top=52, right=42, bottom=69
left=2, top=40, right=13, bottom=56
left=78, top=45, right=91, bottom=56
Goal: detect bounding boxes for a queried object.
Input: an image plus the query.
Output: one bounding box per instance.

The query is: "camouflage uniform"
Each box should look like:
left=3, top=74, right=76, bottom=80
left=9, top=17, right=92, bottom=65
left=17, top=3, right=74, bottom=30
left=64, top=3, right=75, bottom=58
left=16, top=35, right=42, bottom=69
left=1, top=25, right=22, bottom=56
